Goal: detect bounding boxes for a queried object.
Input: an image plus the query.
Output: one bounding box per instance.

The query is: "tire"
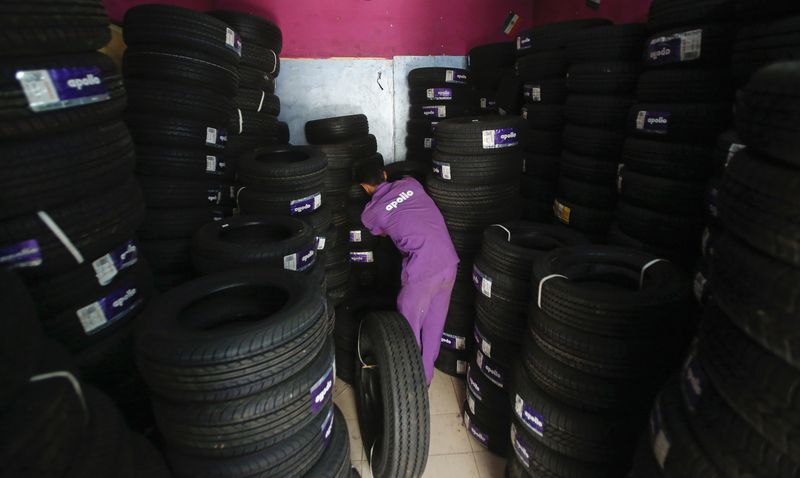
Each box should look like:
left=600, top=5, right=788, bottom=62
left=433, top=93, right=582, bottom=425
left=0, top=178, right=145, bottom=278
left=409, top=86, right=471, bottom=104
left=434, top=347, right=470, bottom=377
left=558, top=176, right=617, bottom=209
left=406, top=119, right=437, bottom=137
left=237, top=145, right=328, bottom=191
left=317, top=134, right=377, bottom=169
left=239, top=41, right=278, bottom=72
left=615, top=201, right=704, bottom=251
left=408, top=68, right=470, bottom=87
left=126, top=114, right=231, bottom=150
left=526, top=129, right=562, bottom=155
left=522, top=153, right=560, bottom=181
left=515, top=19, right=612, bottom=55
left=733, top=17, right=800, bottom=85
left=636, top=69, right=733, bottom=103
left=627, top=103, right=733, bottom=143
left=647, top=0, right=736, bottom=31
left=238, top=66, right=273, bottom=90
left=560, top=151, right=618, bottom=186
left=562, top=124, right=626, bottom=159
left=643, top=24, right=736, bottom=68
left=304, top=406, right=351, bottom=478
left=622, top=138, right=713, bottom=180
left=566, top=24, right=648, bottom=62
left=431, top=150, right=520, bottom=185
left=0, top=0, right=110, bottom=56
left=237, top=186, right=325, bottom=217
left=521, top=103, right=563, bottom=130
left=567, top=61, right=642, bottom=95
left=0, top=52, right=126, bottom=140
left=235, top=109, right=281, bottom=136
left=135, top=147, right=235, bottom=181
left=333, top=295, right=396, bottom=353
left=426, top=176, right=521, bottom=230
left=123, top=46, right=239, bottom=97
left=619, top=169, right=707, bottom=214
left=124, top=79, right=235, bottom=122
left=465, top=360, right=507, bottom=411
left=463, top=394, right=510, bottom=455
left=305, top=115, right=369, bottom=144
left=434, top=116, right=528, bottom=155
left=355, top=311, right=429, bottom=477
left=138, top=177, right=236, bottom=209
left=234, top=89, right=280, bottom=115
left=735, top=0, right=800, bottom=20
left=0, top=120, right=136, bottom=219
left=469, top=42, right=516, bottom=70
left=408, top=102, right=471, bottom=120
left=564, top=95, right=636, bottom=128
left=208, top=10, right=283, bottom=53
left=136, top=268, right=327, bottom=402
left=517, top=51, right=569, bottom=81
left=495, top=69, right=523, bottom=115
left=139, top=239, right=192, bottom=272
left=523, top=199, right=557, bottom=222
left=386, top=160, right=431, bottom=183
left=553, top=198, right=615, bottom=233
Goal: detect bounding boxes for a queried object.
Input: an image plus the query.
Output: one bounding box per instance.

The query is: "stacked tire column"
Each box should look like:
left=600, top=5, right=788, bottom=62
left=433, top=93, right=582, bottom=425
left=554, top=24, right=647, bottom=241
left=425, top=115, right=527, bottom=377
left=467, top=42, right=516, bottom=115
left=122, top=5, right=240, bottom=291
left=406, top=67, right=472, bottom=163
left=611, top=2, right=736, bottom=265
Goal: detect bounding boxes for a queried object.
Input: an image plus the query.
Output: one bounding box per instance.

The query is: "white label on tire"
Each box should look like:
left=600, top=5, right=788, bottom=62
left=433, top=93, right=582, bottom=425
left=726, top=143, right=746, bottom=167
left=205, top=127, right=218, bottom=146
left=316, top=236, right=326, bottom=250
left=522, top=158, right=527, bottom=173
left=456, top=360, right=467, bottom=374
left=92, top=255, right=117, bottom=286
left=77, top=302, right=107, bottom=333
left=530, top=87, right=541, bottom=102
left=206, top=155, right=218, bottom=173
left=679, top=29, right=703, bottom=62
left=424, top=137, right=433, bottom=149
left=480, top=98, right=487, bottom=109
left=617, top=164, right=625, bottom=193
left=467, top=394, right=476, bottom=415
left=522, top=107, right=528, bottom=120
left=283, top=253, right=298, bottom=271
left=349, top=230, right=362, bottom=243
left=441, top=163, right=451, bottom=180
left=653, top=430, right=671, bottom=468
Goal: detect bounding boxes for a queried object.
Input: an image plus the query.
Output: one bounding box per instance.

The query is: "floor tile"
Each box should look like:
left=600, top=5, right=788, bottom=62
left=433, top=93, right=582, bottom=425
left=467, top=429, right=492, bottom=453
left=429, top=412, right=473, bottom=455
left=422, top=454, right=480, bottom=478
left=474, top=451, right=507, bottom=478
left=429, top=369, right=460, bottom=415
left=346, top=418, right=364, bottom=462
left=359, top=460, right=374, bottom=478
left=334, top=382, right=358, bottom=421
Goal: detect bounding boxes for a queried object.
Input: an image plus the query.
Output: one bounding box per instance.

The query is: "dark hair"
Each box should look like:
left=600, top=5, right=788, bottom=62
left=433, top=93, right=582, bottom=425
left=353, top=154, right=386, bottom=186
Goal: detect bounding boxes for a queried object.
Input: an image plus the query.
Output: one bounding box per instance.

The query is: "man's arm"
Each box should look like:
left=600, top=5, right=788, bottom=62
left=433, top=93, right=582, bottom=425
left=361, top=205, right=386, bottom=237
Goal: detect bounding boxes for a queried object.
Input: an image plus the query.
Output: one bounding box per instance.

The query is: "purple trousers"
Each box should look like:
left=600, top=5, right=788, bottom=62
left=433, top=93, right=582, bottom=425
left=397, top=267, right=457, bottom=384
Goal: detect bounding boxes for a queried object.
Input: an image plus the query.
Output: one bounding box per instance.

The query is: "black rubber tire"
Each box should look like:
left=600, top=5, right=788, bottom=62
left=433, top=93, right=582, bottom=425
left=237, top=186, right=325, bottom=217
left=564, top=95, right=636, bottom=128
left=560, top=151, right=619, bottom=186
left=306, top=115, right=369, bottom=145
left=431, top=150, right=520, bottom=185
left=615, top=201, right=704, bottom=251
left=521, top=79, right=568, bottom=104
left=208, top=10, right=283, bottom=53
left=558, top=176, right=617, bottom=209
left=125, top=113, right=231, bottom=150
left=234, top=89, right=280, bottom=115
left=238, top=66, right=273, bottom=90
left=139, top=176, right=236, bottom=209
left=136, top=268, right=327, bottom=402
left=636, top=69, right=733, bottom=103
left=355, top=311, right=429, bottom=477
left=516, top=51, right=569, bottom=81
left=522, top=153, right=560, bottom=181
left=566, top=61, right=642, bottom=95
left=622, top=138, right=713, bottom=180
left=408, top=67, right=470, bottom=87
left=733, top=17, right=800, bottom=85
left=304, top=406, right=351, bottom=478
left=135, top=147, right=235, bottom=181
left=643, top=24, right=736, bottom=68
left=735, top=0, right=800, bottom=20
left=317, top=134, right=377, bottom=170
left=408, top=102, right=472, bottom=120
left=647, top=0, right=736, bottom=31
left=434, top=115, right=528, bottom=155
left=515, top=19, right=612, bottom=56
left=526, top=129, right=562, bottom=155
left=521, top=103, right=564, bottom=130
left=0, top=52, right=126, bottom=140
left=553, top=197, right=615, bottom=234
left=562, top=124, right=626, bottom=159
left=463, top=395, right=510, bottom=455
left=619, top=168, right=707, bottom=214
left=495, top=69, right=523, bottom=115
left=125, top=79, right=235, bottom=123
left=234, top=109, right=281, bottom=136
left=406, top=119, right=437, bottom=136
left=238, top=41, right=278, bottom=72
left=566, top=23, right=648, bottom=62
left=386, top=160, right=431, bottom=183
left=237, top=145, right=328, bottom=191
left=434, top=347, right=470, bottom=377
left=627, top=103, right=733, bottom=143
left=0, top=120, right=136, bottom=219
left=426, top=176, right=521, bottom=230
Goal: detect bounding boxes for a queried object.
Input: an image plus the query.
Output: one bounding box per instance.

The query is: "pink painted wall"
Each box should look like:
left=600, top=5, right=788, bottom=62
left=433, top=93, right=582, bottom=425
left=529, top=0, right=652, bottom=26
left=104, top=0, right=534, bottom=58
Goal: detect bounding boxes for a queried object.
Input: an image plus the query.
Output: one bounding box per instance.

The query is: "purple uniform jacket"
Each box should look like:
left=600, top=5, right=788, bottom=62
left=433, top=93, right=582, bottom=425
left=361, top=177, right=459, bottom=284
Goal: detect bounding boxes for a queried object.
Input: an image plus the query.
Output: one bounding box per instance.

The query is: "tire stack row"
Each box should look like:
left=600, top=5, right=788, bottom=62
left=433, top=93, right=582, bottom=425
left=122, top=5, right=240, bottom=292
left=514, top=19, right=610, bottom=223
left=2, top=270, right=170, bottom=477
left=0, top=0, right=155, bottom=427
left=304, top=115, right=377, bottom=303
left=468, top=42, right=516, bottom=115
left=209, top=10, right=289, bottom=158
left=425, top=115, right=526, bottom=377
left=137, top=269, right=352, bottom=478
left=464, top=223, right=586, bottom=455
left=406, top=67, right=472, bottom=163
left=553, top=24, right=647, bottom=241
left=510, top=246, right=692, bottom=476
left=609, top=1, right=736, bottom=266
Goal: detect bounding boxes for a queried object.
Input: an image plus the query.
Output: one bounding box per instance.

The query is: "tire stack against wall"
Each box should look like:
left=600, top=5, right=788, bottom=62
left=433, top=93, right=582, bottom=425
left=514, top=19, right=610, bottom=223
left=1, top=270, right=171, bottom=477
left=0, top=1, right=159, bottom=427
left=609, top=1, right=736, bottom=267
left=122, top=5, right=239, bottom=292
left=209, top=10, right=289, bottom=157
left=468, top=42, right=516, bottom=115
left=304, top=115, right=381, bottom=302
left=465, top=223, right=587, bottom=455
left=554, top=24, right=647, bottom=241
left=425, top=115, right=526, bottom=377
left=406, top=67, right=472, bottom=163
left=510, top=246, right=692, bottom=476
left=137, top=269, right=352, bottom=477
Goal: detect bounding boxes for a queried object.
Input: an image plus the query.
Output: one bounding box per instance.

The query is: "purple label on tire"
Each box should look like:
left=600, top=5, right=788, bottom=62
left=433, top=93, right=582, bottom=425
left=349, top=251, right=374, bottom=263
left=511, top=424, right=532, bottom=469
left=473, top=325, right=492, bottom=358
left=646, top=29, right=702, bottom=66
left=482, top=127, right=519, bottom=149
left=284, top=244, right=317, bottom=272
left=466, top=365, right=483, bottom=401
left=310, top=364, right=335, bottom=414
left=441, top=332, right=466, bottom=351
left=464, top=411, right=489, bottom=447
left=0, top=239, right=43, bottom=269
left=635, top=111, right=671, bottom=134
left=514, top=394, right=544, bottom=436
left=92, top=239, right=138, bottom=286
left=76, top=286, right=143, bottom=335
left=290, top=193, right=322, bottom=215
left=476, top=350, right=505, bottom=388
left=422, top=105, right=446, bottom=118
left=427, top=88, right=453, bottom=100
left=16, top=66, right=110, bottom=112
left=207, top=188, right=223, bottom=205
left=517, top=34, right=532, bottom=50
left=321, top=407, right=334, bottom=449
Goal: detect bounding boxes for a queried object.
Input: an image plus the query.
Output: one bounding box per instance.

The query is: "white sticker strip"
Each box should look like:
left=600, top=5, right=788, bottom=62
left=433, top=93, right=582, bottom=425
left=257, top=90, right=266, bottom=112
left=30, top=371, right=88, bottom=425
left=37, top=211, right=83, bottom=264
left=537, top=274, right=568, bottom=308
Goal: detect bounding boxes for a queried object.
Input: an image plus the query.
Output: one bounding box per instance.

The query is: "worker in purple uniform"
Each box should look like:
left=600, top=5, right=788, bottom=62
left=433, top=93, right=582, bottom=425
left=356, top=160, right=459, bottom=385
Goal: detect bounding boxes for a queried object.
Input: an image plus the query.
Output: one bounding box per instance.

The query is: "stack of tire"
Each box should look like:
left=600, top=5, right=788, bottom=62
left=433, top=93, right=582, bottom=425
left=136, top=269, right=352, bottom=477
left=304, top=115, right=376, bottom=304
left=554, top=24, right=647, bottom=241
left=406, top=67, right=472, bottom=163
left=209, top=10, right=289, bottom=156
left=425, top=115, right=526, bottom=377
left=2, top=270, right=170, bottom=477
left=468, top=42, right=516, bottom=115
left=511, top=246, right=691, bottom=476
left=0, top=0, right=157, bottom=426
left=514, top=19, right=610, bottom=223
left=332, top=295, right=395, bottom=384
left=122, top=5, right=240, bottom=292
left=610, top=0, right=736, bottom=266
left=465, top=223, right=587, bottom=456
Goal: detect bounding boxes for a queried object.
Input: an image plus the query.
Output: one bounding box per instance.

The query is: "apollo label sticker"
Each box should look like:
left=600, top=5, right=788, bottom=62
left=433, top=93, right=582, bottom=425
left=445, top=69, right=468, bottom=84
left=290, top=193, right=322, bottom=215
left=422, top=105, right=447, bottom=118
left=464, top=411, right=489, bottom=446
left=432, top=161, right=452, bottom=181
left=349, top=230, right=363, bottom=243
left=92, top=240, right=138, bottom=286
left=16, top=66, right=110, bottom=112
left=636, top=111, right=671, bottom=134
left=476, top=350, right=505, bottom=388
left=467, top=366, right=482, bottom=401
left=423, top=137, right=434, bottom=149
left=350, top=251, right=375, bottom=263
left=646, top=29, right=702, bottom=66
left=651, top=399, right=671, bottom=468
left=321, top=407, right=335, bottom=449
left=517, top=34, right=532, bottom=51
left=554, top=200, right=571, bottom=224
left=283, top=244, right=316, bottom=272
left=482, top=128, right=519, bottom=149
left=515, top=394, right=544, bottom=436
left=0, top=239, right=43, bottom=269
left=441, top=332, right=466, bottom=351
left=426, top=88, right=453, bottom=101
left=310, top=365, right=335, bottom=414
left=224, top=28, right=243, bottom=56
left=205, top=127, right=228, bottom=148
left=473, top=325, right=492, bottom=357
left=76, top=287, right=142, bottom=335
left=511, top=424, right=532, bottom=469
left=523, top=85, right=541, bottom=102
left=207, top=188, right=222, bottom=205
left=472, top=264, right=493, bottom=298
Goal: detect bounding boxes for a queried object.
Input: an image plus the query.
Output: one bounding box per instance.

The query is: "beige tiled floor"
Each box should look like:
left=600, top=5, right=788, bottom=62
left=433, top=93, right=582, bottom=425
left=333, top=370, right=507, bottom=478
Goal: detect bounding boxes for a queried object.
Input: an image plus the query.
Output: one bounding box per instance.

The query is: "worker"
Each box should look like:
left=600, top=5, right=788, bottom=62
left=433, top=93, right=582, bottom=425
left=355, top=158, right=459, bottom=385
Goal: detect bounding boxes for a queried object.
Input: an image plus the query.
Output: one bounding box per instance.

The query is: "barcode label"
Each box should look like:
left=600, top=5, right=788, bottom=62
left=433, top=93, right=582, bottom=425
left=283, top=253, right=298, bottom=271
left=92, top=255, right=118, bottom=286
left=76, top=303, right=108, bottom=334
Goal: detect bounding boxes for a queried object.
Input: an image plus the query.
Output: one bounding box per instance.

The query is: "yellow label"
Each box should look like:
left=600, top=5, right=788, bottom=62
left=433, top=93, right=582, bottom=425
left=554, top=200, right=571, bottom=224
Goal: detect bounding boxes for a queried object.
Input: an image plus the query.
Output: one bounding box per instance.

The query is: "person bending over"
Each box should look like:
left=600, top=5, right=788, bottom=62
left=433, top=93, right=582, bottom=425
left=355, top=159, right=459, bottom=385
